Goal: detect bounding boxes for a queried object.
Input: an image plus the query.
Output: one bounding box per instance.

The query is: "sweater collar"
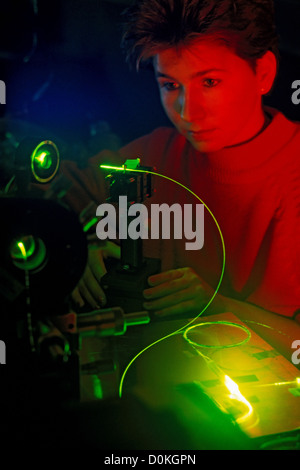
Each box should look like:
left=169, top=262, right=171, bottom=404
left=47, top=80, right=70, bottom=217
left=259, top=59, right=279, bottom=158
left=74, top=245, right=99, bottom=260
left=191, top=108, right=297, bottom=176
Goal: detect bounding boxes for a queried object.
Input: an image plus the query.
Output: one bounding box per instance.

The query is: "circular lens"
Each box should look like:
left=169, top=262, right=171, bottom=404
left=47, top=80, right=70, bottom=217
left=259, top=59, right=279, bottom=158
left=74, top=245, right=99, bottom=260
left=31, top=140, right=59, bottom=183
left=10, top=235, right=47, bottom=271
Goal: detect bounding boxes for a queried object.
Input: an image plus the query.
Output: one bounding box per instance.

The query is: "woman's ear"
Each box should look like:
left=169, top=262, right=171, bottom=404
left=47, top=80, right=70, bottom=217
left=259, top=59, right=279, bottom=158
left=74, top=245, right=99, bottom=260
left=256, top=50, right=278, bottom=95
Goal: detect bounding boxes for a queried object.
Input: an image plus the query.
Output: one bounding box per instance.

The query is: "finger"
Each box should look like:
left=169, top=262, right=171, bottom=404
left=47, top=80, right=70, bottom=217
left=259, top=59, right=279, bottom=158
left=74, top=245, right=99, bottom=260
left=147, top=269, right=185, bottom=287
left=87, top=234, right=111, bottom=245
left=78, top=280, right=102, bottom=310
left=144, top=268, right=197, bottom=300
left=154, top=298, right=203, bottom=318
left=143, top=285, right=197, bottom=311
left=71, top=287, right=85, bottom=308
left=88, top=251, right=107, bottom=282
left=82, top=266, right=107, bottom=307
left=103, top=241, right=121, bottom=259
left=144, top=276, right=191, bottom=300
left=87, top=244, right=120, bottom=283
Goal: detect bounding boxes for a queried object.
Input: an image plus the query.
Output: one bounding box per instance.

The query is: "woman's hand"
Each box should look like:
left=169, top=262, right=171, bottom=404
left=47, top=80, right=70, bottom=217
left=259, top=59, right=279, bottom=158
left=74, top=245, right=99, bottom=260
left=71, top=241, right=120, bottom=310
left=143, top=267, right=217, bottom=318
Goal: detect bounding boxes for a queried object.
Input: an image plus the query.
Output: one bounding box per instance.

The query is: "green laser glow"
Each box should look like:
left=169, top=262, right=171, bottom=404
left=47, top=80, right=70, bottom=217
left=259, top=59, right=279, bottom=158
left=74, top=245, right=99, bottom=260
left=101, top=164, right=126, bottom=171
left=11, top=236, right=46, bottom=271
left=11, top=237, right=36, bottom=261
left=83, top=217, right=98, bottom=233
left=93, top=376, right=104, bottom=399
left=17, top=242, right=27, bottom=259
left=224, top=375, right=253, bottom=423
left=102, top=166, right=226, bottom=398
left=34, top=150, right=52, bottom=169
left=100, top=159, right=141, bottom=172
left=251, top=378, right=300, bottom=388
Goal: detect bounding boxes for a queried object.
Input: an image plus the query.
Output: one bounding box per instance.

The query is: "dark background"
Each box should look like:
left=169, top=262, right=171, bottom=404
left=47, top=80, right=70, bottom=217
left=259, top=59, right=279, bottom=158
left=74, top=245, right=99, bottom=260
left=0, top=2, right=299, bottom=449
left=0, top=0, right=299, bottom=166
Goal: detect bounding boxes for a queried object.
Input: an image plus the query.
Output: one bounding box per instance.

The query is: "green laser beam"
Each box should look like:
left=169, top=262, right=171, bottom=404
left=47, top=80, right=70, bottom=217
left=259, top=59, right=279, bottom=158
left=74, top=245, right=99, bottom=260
left=100, top=165, right=226, bottom=398
left=83, top=217, right=98, bottom=233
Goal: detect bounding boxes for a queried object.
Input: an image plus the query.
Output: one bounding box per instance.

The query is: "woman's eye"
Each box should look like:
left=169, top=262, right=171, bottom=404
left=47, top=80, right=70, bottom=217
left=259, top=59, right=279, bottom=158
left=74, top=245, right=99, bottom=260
left=161, top=81, right=179, bottom=91
left=203, top=78, right=220, bottom=88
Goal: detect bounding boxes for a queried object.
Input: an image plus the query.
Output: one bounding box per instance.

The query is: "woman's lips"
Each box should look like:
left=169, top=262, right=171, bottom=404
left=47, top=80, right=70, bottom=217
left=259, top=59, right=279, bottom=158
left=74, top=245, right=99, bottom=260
left=188, top=129, right=216, bottom=137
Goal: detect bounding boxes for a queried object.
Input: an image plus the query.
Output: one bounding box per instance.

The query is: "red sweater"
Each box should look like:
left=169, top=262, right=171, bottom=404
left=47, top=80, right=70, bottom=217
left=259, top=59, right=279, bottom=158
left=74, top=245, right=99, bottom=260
left=60, top=108, right=300, bottom=318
